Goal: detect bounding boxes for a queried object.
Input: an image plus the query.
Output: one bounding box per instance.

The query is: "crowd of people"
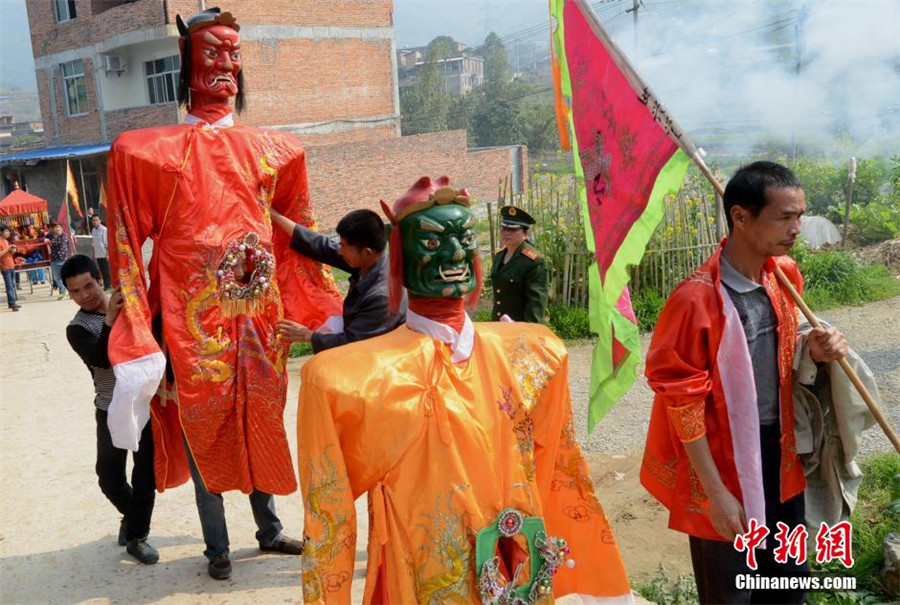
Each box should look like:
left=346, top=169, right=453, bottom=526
left=0, top=209, right=112, bottom=309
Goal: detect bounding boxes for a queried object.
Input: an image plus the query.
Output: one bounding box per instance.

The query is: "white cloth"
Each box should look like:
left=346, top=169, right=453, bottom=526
left=107, top=352, right=166, bottom=451
left=316, top=315, right=344, bottom=335
left=183, top=112, right=235, bottom=130
left=793, top=321, right=878, bottom=528
left=91, top=224, right=108, bottom=258
left=405, top=309, right=474, bottom=363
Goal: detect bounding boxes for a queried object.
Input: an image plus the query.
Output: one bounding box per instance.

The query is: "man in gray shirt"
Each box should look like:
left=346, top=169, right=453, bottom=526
left=270, top=208, right=406, bottom=352
left=62, top=254, right=157, bottom=564
left=90, top=214, right=111, bottom=290
left=719, top=255, right=780, bottom=426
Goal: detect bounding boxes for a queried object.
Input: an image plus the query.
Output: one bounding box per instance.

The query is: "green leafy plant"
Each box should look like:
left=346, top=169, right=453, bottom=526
left=288, top=342, right=314, bottom=357
left=633, top=564, right=699, bottom=605
left=808, top=453, right=900, bottom=603
left=827, top=200, right=900, bottom=245
left=792, top=247, right=900, bottom=310
left=633, top=288, right=667, bottom=332
left=547, top=303, right=591, bottom=340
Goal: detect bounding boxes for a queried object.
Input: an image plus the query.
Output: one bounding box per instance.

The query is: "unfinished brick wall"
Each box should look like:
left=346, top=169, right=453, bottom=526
left=26, top=0, right=168, bottom=57
left=26, top=0, right=397, bottom=149
left=306, top=130, right=526, bottom=232
left=239, top=38, right=395, bottom=133
left=106, top=104, right=179, bottom=141
left=167, top=1, right=393, bottom=28
left=49, top=58, right=104, bottom=145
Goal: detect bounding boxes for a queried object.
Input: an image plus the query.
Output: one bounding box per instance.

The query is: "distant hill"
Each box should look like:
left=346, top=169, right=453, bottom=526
left=0, top=91, right=41, bottom=123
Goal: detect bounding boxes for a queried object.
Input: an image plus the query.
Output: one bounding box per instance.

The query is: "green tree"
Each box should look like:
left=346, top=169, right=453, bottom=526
left=479, top=31, right=511, bottom=93
left=399, top=35, right=457, bottom=135
left=471, top=99, right=522, bottom=147
left=519, top=97, right=559, bottom=153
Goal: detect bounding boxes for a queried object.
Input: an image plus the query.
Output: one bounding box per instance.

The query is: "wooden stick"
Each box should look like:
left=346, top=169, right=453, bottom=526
left=486, top=201, right=496, bottom=255
left=774, top=267, right=900, bottom=454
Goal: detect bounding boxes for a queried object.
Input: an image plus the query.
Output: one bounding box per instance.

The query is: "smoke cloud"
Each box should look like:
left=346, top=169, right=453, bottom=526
left=607, top=0, right=900, bottom=158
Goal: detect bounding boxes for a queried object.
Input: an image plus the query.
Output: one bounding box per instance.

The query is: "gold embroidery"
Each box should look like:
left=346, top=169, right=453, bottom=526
left=190, top=359, right=234, bottom=383
left=685, top=268, right=714, bottom=287
left=303, top=445, right=353, bottom=604
left=645, top=452, right=677, bottom=489
left=667, top=401, right=706, bottom=442
left=687, top=467, right=710, bottom=514
left=413, top=487, right=474, bottom=605
left=185, top=270, right=231, bottom=356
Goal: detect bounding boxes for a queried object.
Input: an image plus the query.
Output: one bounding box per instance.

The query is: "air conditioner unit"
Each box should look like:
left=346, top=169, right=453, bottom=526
left=103, top=55, right=126, bottom=74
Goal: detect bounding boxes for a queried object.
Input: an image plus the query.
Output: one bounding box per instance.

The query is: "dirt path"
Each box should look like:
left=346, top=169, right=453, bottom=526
left=1, top=285, right=896, bottom=602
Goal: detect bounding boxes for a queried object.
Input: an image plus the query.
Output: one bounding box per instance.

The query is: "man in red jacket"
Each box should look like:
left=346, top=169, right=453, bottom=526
left=641, top=161, right=848, bottom=604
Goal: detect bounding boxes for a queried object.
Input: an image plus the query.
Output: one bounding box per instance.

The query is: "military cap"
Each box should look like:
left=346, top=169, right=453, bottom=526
left=499, top=205, right=536, bottom=229
left=176, top=7, right=240, bottom=36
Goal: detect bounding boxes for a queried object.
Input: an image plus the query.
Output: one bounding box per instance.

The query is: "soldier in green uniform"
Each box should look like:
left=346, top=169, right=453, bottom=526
left=491, top=205, right=549, bottom=323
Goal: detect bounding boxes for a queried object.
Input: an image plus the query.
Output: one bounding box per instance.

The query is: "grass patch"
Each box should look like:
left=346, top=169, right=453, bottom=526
left=796, top=248, right=900, bottom=311
left=288, top=342, right=314, bottom=357
left=633, top=564, right=699, bottom=605
left=633, top=288, right=667, bottom=333
left=547, top=303, right=591, bottom=340
left=807, top=452, right=900, bottom=604
left=471, top=309, right=492, bottom=322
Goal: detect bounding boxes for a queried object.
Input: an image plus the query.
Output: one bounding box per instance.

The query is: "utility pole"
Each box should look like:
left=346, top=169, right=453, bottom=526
left=626, top=0, right=640, bottom=54
left=791, top=6, right=809, bottom=160
left=514, top=39, right=519, bottom=75
left=842, top=157, right=857, bottom=247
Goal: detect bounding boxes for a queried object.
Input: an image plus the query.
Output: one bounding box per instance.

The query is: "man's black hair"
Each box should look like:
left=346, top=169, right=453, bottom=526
left=177, top=34, right=246, bottom=113
left=61, top=254, right=102, bottom=285
left=723, top=161, right=803, bottom=232
left=336, top=209, right=387, bottom=253
left=0, top=224, right=9, bottom=233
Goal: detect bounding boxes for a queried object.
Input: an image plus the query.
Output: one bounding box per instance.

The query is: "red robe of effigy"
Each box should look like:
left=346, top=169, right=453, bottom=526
left=107, top=115, right=342, bottom=495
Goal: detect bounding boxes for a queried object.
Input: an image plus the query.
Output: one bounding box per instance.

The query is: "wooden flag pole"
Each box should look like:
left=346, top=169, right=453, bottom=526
left=773, top=266, right=900, bottom=453
left=572, top=0, right=900, bottom=454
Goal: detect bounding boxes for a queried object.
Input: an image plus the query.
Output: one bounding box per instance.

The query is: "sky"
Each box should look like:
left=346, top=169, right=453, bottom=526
left=1, top=0, right=898, bottom=156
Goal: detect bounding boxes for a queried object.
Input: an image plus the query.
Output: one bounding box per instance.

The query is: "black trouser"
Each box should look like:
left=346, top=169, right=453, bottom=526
left=96, top=256, right=112, bottom=290
left=95, top=408, right=156, bottom=540
left=690, top=423, right=809, bottom=605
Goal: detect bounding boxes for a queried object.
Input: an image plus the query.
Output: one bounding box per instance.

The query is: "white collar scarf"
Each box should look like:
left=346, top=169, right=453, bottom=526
left=184, top=112, right=234, bottom=130
left=405, top=309, right=474, bottom=363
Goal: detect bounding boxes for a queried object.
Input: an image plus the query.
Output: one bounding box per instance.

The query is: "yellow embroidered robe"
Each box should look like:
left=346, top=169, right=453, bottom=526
left=297, top=322, right=632, bottom=604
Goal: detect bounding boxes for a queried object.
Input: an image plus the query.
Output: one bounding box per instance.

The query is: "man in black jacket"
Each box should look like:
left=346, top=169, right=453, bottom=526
left=62, top=254, right=158, bottom=564
left=271, top=208, right=406, bottom=351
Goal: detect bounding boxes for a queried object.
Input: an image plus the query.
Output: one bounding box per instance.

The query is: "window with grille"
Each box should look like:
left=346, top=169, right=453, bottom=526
left=61, top=60, right=88, bottom=116
left=145, top=55, right=180, bottom=105
left=54, top=0, right=76, bottom=21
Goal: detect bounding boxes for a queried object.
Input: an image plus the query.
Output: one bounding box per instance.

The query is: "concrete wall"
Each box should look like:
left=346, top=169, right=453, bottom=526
left=100, top=37, right=180, bottom=111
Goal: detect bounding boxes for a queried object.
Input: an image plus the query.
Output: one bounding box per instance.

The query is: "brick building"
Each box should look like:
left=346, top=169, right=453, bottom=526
left=0, top=0, right=525, bottom=232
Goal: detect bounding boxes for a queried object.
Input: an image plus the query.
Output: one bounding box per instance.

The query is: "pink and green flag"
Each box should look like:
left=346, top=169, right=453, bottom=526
left=550, top=0, right=691, bottom=431
left=55, top=189, right=77, bottom=256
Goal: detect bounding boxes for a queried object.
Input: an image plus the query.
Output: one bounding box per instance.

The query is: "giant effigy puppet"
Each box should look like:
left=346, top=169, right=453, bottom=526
left=297, top=176, right=633, bottom=604
left=106, top=7, right=342, bottom=496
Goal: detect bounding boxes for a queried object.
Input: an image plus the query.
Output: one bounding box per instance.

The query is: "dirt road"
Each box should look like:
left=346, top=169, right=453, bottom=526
left=1, top=285, right=896, bottom=602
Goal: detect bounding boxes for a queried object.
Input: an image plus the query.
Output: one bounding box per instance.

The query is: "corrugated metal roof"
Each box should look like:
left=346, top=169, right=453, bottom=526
left=0, top=142, right=110, bottom=165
